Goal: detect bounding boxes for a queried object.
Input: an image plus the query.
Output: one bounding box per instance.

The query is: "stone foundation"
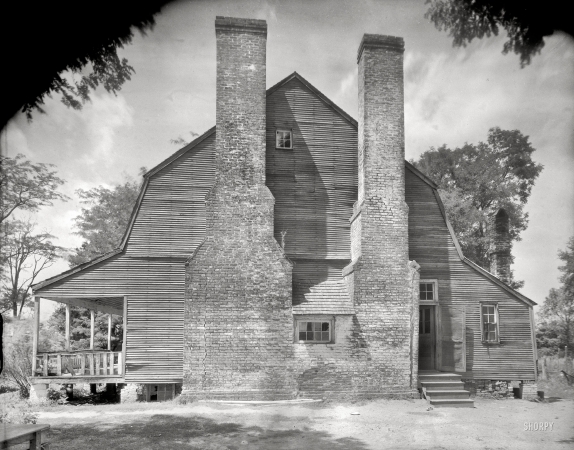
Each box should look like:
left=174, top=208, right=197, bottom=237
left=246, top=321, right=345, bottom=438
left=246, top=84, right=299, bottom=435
left=463, top=379, right=539, bottom=399
left=464, top=379, right=515, bottom=399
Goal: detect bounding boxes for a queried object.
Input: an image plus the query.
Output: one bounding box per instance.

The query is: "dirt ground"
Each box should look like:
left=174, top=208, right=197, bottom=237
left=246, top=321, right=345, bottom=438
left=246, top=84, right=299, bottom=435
left=32, top=396, right=573, bottom=450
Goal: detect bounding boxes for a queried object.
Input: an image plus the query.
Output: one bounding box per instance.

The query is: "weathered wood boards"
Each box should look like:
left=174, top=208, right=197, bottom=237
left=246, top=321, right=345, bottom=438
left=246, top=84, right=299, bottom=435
left=406, top=166, right=536, bottom=380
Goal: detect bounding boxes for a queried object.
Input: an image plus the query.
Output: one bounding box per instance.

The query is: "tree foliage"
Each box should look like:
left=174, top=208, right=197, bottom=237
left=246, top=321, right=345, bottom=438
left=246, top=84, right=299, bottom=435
left=412, top=127, right=542, bottom=288
left=558, top=236, right=574, bottom=297
left=1, top=221, right=64, bottom=318
left=0, top=154, right=68, bottom=225
left=68, top=171, right=145, bottom=267
left=2, top=1, right=171, bottom=127
left=46, top=305, right=123, bottom=352
left=425, top=0, right=574, bottom=67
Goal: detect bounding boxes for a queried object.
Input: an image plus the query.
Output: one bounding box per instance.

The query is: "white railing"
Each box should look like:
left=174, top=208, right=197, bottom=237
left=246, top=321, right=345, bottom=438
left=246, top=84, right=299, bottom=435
left=34, top=351, right=122, bottom=377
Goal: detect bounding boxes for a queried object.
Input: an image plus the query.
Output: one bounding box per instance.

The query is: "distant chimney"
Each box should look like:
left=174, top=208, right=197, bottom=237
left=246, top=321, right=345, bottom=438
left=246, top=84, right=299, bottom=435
left=490, top=208, right=511, bottom=284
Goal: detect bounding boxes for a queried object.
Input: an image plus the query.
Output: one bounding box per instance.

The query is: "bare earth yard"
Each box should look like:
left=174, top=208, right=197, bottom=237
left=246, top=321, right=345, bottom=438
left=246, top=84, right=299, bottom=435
left=32, top=396, right=573, bottom=450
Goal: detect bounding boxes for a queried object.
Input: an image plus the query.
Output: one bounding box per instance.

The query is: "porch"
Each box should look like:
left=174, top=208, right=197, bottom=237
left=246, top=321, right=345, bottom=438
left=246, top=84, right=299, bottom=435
left=31, top=295, right=126, bottom=384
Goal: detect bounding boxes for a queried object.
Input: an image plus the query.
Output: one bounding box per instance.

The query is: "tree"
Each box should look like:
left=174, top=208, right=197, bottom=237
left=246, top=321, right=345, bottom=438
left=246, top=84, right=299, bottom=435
left=2, top=1, right=171, bottom=128
left=1, top=319, right=34, bottom=397
left=0, top=154, right=68, bottom=225
left=45, top=305, right=123, bottom=352
left=1, top=220, right=64, bottom=318
left=68, top=170, right=145, bottom=267
left=537, top=236, right=574, bottom=355
left=558, top=236, right=574, bottom=297
left=425, top=0, right=574, bottom=67
left=537, top=286, right=574, bottom=355
left=412, top=127, right=543, bottom=288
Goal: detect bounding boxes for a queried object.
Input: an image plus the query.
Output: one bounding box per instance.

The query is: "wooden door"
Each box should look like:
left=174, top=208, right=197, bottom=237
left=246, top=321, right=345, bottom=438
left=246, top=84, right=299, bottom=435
left=439, top=306, right=466, bottom=372
left=418, top=306, right=435, bottom=370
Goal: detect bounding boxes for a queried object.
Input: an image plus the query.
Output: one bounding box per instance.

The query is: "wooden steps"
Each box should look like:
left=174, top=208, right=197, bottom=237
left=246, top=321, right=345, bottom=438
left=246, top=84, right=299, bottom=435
left=419, top=371, right=474, bottom=408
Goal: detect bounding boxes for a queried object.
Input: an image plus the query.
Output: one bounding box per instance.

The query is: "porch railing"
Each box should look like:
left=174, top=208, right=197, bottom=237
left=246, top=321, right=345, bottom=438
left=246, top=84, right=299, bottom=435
left=34, top=351, right=122, bottom=377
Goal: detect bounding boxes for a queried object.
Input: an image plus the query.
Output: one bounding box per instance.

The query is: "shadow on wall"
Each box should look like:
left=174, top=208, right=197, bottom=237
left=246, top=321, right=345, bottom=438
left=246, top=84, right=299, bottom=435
left=46, top=414, right=370, bottom=450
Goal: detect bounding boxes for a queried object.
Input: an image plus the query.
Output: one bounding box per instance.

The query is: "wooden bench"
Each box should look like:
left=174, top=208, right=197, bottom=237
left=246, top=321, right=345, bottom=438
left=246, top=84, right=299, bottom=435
left=0, top=424, right=50, bottom=450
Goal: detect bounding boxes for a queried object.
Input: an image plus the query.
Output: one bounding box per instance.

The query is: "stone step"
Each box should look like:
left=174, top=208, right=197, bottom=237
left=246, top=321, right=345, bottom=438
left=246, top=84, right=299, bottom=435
left=419, top=373, right=462, bottom=382
left=429, top=398, right=475, bottom=408
left=421, top=381, right=465, bottom=391
left=425, top=389, right=470, bottom=400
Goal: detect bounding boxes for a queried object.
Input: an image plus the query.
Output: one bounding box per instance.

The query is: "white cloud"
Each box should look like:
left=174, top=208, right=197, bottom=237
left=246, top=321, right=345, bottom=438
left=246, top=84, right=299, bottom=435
left=81, top=93, right=134, bottom=166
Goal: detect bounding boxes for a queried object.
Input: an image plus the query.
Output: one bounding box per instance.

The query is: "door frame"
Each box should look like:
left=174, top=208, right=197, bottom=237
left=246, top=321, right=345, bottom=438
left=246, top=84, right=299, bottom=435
left=418, top=304, right=438, bottom=370
left=418, top=279, right=440, bottom=371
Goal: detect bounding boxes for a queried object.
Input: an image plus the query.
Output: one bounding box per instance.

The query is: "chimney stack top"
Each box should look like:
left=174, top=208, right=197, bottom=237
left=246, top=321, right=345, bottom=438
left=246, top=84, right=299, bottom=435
left=215, top=16, right=267, bottom=35
left=357, top=34, right=404, bottom=62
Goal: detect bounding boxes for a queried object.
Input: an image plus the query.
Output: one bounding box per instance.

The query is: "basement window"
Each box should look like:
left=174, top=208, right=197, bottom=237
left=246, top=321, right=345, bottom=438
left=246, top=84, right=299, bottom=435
left=480, top=303, right=500, bottom=343
left=276, top=130, right=293, bottom=149
left=296, top=320, right=332, bottom=343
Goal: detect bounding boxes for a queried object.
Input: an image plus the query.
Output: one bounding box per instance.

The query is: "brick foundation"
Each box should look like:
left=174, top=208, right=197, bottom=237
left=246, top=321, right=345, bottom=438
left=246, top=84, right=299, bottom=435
left=520, top=381, right=538, bottom=400
left=120, top=383, right=144, bottom=403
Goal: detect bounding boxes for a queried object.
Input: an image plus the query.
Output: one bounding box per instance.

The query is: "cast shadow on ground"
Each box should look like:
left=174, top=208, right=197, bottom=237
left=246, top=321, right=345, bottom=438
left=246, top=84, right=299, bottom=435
left=48, top=414, right=370, bottom=450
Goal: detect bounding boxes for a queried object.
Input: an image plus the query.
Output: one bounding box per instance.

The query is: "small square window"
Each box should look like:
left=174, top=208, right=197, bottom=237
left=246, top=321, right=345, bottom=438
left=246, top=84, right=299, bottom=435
left=296, top=320, right=332, bottom=343
left=481, top=304, right=499, bottom=343
left=276, top=130, right=293, bottom=149
left=419, top=281, right=437, bottom=302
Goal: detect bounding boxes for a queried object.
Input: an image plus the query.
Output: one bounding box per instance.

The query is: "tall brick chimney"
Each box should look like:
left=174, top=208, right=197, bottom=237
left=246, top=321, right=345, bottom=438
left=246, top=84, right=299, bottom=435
left=344, top=34, right=418, bottom=392
left=490, top=208, right=511, bottom=284
left=183, top=17, right=294, bottom=400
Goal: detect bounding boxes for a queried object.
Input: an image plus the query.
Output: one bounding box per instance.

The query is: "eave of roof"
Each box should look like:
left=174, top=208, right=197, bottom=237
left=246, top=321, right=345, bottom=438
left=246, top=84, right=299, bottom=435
left=427, top=181, right=537, bottom=307
left=32, top=248, right=123, bottom=291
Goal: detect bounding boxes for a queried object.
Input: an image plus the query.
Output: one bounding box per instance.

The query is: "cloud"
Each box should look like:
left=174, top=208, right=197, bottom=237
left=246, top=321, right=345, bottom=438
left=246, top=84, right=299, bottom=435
left=81, top=93, right=134, bottom=165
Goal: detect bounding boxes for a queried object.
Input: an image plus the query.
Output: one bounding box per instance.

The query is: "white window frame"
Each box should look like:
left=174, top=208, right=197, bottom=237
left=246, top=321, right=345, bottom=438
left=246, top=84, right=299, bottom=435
left=294, top=317, right=334, bottom=344
left=419, top=279, right=438, bottom=304
left=276, top=129, right=293, bottom=149
left=480, top=302, right=500, bottom=344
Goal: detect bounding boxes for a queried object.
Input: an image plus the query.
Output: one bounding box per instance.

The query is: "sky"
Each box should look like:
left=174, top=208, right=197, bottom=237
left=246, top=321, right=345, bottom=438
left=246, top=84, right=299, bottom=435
left=2, top=0, right=573, bottom=318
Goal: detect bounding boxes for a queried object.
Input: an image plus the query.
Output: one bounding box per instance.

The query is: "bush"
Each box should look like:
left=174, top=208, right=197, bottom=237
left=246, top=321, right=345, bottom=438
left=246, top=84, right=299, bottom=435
left=0, top=393, right=38, bottom=424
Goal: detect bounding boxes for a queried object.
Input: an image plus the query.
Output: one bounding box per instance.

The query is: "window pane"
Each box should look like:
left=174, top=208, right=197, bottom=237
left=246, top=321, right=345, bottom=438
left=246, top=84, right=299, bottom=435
left=321, top=332, right=329, bottom=341
left=307, top=332, right=314, bottom=340
left=306, top=322, right=313, bottom=331
left=322, top=323, right=329, bottom=332
left=284, top=137, right=291, bottom=147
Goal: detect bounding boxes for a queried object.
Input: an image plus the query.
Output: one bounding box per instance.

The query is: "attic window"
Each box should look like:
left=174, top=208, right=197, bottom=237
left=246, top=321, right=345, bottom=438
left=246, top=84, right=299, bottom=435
left=276, top=130, right=292, bottom=149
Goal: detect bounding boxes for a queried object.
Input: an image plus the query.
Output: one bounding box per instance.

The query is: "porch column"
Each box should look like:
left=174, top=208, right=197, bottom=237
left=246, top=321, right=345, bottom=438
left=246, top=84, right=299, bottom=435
left=32, top=296, right=40, bottom=375
left=107, top=314, right=112, bottom=350
left=90, top=310, right=95, bottom=350
left=65, top=304, right=71, bottom=351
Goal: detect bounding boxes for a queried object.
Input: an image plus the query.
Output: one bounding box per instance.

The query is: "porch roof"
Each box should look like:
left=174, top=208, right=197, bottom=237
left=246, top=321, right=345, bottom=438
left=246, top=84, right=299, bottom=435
left=37, top=295, right=124, bottom=315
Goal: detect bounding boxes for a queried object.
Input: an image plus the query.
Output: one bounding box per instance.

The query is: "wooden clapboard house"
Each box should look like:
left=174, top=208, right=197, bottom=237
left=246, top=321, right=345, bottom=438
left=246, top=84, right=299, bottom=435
left=31, top=17, right=537, bottom=404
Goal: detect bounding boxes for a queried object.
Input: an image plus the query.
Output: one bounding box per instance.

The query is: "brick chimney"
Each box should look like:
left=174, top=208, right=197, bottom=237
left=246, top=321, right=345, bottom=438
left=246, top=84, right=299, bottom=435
left=344, top=34, right=417, bottom=391
left=490, top=208, right=511, bottom=284
left=183, top=17, right=294, bottom=400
